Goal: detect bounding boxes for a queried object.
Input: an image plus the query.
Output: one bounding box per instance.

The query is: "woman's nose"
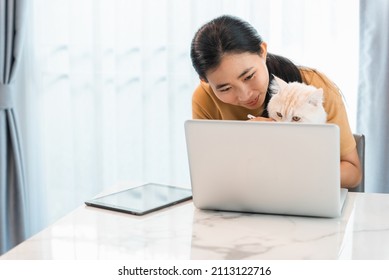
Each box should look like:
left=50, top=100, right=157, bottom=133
left=236, top=86, right=252, bottom=102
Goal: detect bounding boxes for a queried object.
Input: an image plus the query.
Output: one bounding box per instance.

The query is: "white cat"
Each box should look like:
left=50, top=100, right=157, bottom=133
left=267, top=76, right=327, bottom=124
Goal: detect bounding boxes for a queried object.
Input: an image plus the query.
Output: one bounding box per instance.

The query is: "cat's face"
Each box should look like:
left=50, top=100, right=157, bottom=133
left=267, top=76, right=327, bottom=124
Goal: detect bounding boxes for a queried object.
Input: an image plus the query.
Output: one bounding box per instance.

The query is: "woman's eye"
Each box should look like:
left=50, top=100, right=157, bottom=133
left=219, top=87, right=231, bottom=92
left=276, top=112, right=283, bottom=118
left=292, top=116, right=301, bottom=122
left=244, top=72, right=255, bottom=81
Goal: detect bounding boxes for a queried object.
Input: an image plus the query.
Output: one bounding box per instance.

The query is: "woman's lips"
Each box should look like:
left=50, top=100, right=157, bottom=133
left=245, top=94, right=259, bottom=106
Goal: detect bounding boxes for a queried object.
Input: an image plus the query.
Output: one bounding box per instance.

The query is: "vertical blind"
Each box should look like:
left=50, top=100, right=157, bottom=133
left=17, top=0, right=359, bottom=234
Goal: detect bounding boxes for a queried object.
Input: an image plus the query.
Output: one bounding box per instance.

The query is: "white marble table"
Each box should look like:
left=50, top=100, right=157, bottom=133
left=1, top=188, right=389, bottom=260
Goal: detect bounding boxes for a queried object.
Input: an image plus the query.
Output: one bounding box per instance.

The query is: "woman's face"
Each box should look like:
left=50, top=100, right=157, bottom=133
left=205, top=43, right=269, bottom=110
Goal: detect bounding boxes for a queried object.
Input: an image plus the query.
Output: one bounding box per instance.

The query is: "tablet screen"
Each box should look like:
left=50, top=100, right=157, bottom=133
left=85, top=183, right=192, bottom=215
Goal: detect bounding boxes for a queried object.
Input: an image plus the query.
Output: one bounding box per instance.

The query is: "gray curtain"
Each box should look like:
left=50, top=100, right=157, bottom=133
left=358, top=0, right=389, bottom=193
left=0, top=0, right=27, bottom=254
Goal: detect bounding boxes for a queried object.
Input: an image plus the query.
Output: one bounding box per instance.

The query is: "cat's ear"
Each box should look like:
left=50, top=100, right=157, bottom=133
left=270, top=75, right=288, bottom=94
left=308, top=88, right=324, bottom=107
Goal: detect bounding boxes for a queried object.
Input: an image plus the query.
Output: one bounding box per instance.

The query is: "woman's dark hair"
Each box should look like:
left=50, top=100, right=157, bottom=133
left=191, top=15, right=263, bottom=81
left=190, top=15, right=303, bottom=116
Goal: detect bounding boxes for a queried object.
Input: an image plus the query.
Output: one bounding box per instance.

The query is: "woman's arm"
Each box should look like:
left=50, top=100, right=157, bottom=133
left=341, top=147, right=362, bottom=188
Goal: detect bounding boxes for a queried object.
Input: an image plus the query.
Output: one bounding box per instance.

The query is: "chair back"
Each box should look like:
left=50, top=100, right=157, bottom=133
left=349, top=134, right=365, bottom=192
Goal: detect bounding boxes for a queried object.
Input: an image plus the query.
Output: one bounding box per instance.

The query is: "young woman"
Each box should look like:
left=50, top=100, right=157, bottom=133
left=190, top=15, right=361, bottom=188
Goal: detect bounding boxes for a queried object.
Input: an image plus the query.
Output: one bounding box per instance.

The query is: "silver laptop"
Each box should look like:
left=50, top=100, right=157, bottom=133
left=184, top=120, right=348, bottom=218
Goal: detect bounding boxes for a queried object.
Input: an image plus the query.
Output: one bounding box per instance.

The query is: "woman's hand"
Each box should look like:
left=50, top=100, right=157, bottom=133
left=247, top=114, right=274, bottom=122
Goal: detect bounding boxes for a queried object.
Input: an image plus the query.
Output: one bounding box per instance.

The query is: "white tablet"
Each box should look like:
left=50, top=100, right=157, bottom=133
left=85, top=183, right=192, bottom=215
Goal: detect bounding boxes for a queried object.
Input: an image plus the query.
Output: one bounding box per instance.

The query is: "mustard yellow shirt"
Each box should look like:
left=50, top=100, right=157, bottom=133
left=192, top=67, right=355, bottom=156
